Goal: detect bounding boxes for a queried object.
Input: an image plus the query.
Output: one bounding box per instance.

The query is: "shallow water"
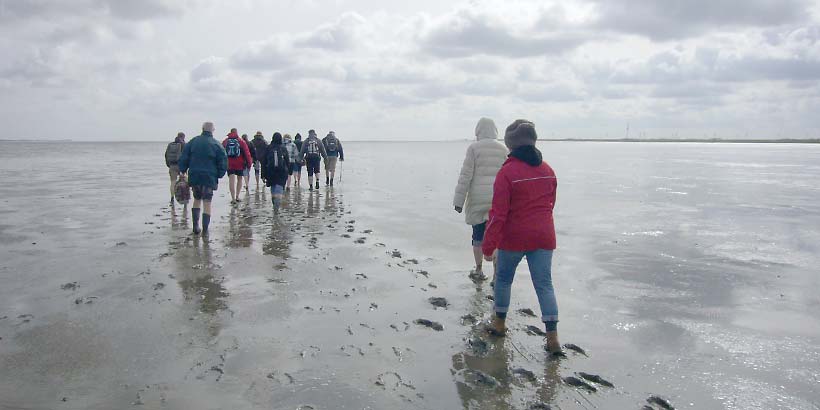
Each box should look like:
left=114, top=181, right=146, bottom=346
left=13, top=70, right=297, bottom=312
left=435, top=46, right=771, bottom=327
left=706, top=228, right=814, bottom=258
left=0, top=141, right=818, bottom=409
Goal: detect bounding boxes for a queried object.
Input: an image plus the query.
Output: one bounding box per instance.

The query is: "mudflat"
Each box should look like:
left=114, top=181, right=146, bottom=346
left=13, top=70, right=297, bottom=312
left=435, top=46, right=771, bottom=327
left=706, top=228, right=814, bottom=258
left=1, top=141, right=818, bottom=409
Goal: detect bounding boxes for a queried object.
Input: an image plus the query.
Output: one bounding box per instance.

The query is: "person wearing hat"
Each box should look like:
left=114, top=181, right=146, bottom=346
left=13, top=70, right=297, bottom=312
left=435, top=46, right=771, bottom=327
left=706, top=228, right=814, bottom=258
left=164, top=132, right=186, bottom=205
left=481, top=119, right=561, bottom=355
left=178, top=122, right=228, bottom=235
left=453, top=118, right=508, bottom=284
left=251, top=131, right=268, bottom=190
left=298, top=129, right=327, bottom=190
left=321, top=131, right=344, bottom=186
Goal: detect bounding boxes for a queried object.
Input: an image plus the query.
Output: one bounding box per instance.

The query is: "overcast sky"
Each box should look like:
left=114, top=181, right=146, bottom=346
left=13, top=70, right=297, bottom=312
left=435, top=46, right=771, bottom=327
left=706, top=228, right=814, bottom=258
left=2, top=0, right=819, bottom=141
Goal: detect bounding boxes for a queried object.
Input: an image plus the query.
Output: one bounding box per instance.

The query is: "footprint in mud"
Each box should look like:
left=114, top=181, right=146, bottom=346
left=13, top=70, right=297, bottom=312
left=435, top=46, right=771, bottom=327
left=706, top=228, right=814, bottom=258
left=427, top=282, right=437, bottom=288
left=458, top=369, right=498, bottom=388
left=340, top=345, right=366, bottom=357
left=646, top=395, right=675, bottom=410
left=355, top=273, right=368, bottom=279
left=577, top=372, right=614, bottom=388
left=16, top=314, right=34, bottom=325
left=390, top=322, right=411, bottom=332
left=428, top=297, right=449, bottom=308
left=152, top=283, right=165, bottom=291
left=74, top=296, right=98, bottom=304
left=414, top=319, right=443, bottom=331
left=390, top=250, right=402, bottom=258
left=562, top=376, right=597, bottom=392
left=341, top=234, right=351, bottom=238
left=363, top=229, right=373, bottom=234
left=512, top=368, right=537, bottom=383
left=405, top=258, right=419, bottom=264
left=61, top=282, right=79, bottom=291
left=460, top=314, right=478, bottom=325
left=374, top=243, right=386, bottom=247
left=563, top=343, right=588, bottom=357
left=517, top=308, right=536, bottom=318
left=525, top=325, right=546, bottom=336
left=528, top=403, right=552, bottom=410
left=417, top=270, right=429, bottom=277
left=467, top=336, right=490, bottom=355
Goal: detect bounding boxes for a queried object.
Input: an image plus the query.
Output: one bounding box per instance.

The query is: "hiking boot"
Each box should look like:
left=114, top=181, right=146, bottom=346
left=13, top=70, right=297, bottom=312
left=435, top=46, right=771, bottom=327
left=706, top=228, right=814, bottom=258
left=545, top=331, right=562, bottom=355
left=485, top=316, right=507, bottom=337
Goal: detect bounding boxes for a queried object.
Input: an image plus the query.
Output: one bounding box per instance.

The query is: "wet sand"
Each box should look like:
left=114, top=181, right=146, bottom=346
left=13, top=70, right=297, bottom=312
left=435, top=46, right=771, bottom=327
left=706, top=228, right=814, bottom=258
left=1, top=141, right=819, bottom=409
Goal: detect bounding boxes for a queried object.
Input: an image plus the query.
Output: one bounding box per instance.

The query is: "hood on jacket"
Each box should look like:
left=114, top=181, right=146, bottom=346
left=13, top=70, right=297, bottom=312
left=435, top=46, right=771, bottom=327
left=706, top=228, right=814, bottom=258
left=227, top=131, right=239, bottom=139
left=509, top=145, right=543, bottom=166
left=272, top=132, right=283, bottom=145
left=475, top=117, right=498, bottom=141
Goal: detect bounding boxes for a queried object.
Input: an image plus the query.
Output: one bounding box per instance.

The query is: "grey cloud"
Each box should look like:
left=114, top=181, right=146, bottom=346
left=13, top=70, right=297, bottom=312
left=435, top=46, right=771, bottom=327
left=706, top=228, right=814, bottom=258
left=420, top=9, right=591, bottom=58
left=293, top=12, right=366, bottom=51
left=590, top=0, right=811, bottom=40
left=0, top=0, right=182, bottom=22
left=716, top=56, right=820, bottom=82
left=517, top=84, right=585, bottom=102
left=231, top=39, right=291, bottom=71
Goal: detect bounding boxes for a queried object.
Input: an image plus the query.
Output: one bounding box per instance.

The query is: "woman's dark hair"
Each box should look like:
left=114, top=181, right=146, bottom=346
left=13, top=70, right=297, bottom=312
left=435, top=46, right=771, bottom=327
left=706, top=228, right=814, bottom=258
left=272, top=132, right=283, bottom=145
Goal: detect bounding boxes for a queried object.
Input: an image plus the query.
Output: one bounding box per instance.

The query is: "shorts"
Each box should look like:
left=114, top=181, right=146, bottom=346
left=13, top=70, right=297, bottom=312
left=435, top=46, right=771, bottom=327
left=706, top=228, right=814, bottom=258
left=306, top=156, right=321, bottom=176
left=168, top=165, right=180, bottom=180
left=471, top=221, right=487, bottom=247
left=291, top=162, right=302, bottom=173
left=253, top=160, right=261, bottom=176
left=227, top=169, right=244, bottom=176
left=192, top=185, right=214, bottom=201
left=325, top=156, right=338, bottom=172
left=270, top=185, right=284, bottom=195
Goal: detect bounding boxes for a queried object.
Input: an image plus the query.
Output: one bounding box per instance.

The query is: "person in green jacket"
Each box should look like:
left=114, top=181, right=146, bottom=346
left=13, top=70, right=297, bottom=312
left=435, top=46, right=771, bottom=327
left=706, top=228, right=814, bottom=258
left=178, top=122, right=228, bottom=235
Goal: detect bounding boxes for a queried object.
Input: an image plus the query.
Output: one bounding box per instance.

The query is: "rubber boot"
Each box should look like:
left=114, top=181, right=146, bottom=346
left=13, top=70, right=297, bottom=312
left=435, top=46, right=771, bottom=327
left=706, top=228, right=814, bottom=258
left=315, top=180, right=319, bottom=189
left=192, top=208, right=201, bottom=234
left=201, top=213, right=211, bottom=235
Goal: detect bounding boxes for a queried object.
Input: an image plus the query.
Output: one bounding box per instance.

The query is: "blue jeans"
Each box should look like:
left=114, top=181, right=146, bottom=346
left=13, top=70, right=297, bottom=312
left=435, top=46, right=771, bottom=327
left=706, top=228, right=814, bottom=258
left=494, top=249, right=558, bottom=322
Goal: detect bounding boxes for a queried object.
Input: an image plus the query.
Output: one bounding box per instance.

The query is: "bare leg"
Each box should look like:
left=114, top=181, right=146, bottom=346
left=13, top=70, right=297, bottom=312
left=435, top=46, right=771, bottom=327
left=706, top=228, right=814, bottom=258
left=472, top=246, right=484, bottom=274
left=235, top=175, right=244, bottom=201
left=243, top=172, right=250, bottom=192
left=228, top=174, right=237, bottom=201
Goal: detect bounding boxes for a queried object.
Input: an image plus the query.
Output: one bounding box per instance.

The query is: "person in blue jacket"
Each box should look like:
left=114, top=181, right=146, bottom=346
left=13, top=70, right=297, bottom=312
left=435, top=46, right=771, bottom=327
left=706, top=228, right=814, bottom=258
left=178, top=122, right=228, bottom=235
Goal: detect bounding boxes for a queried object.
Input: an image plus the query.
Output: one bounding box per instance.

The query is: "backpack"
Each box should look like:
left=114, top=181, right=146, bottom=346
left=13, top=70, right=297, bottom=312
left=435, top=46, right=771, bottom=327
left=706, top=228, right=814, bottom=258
left=305, top=139, right=320, bottom=157
left=165, top=142, right=182, bottom=165
left=225, top=138, right=241, bottom=158
left=266, top=146, right=288, bottom=175
left=325, top=137, right=339, bottom=153
left=174, top=176, right=190, bottom=203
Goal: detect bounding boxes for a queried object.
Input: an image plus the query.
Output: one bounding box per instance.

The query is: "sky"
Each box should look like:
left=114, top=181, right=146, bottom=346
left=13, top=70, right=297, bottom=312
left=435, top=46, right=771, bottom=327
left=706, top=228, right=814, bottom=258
left=1, top=0, right=820, bottom=141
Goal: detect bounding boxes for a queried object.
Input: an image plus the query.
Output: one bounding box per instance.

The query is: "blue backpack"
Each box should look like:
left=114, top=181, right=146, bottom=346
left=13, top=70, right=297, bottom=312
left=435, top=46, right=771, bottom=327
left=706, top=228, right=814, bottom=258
left=226, top=138, right=241, bottom=158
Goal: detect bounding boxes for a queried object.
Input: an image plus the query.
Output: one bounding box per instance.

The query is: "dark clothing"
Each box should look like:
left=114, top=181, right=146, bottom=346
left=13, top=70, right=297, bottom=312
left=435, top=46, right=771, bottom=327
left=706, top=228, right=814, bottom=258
left=509, top=145, right=542, bottom=166
left=191, top=185, right=214, bottom=201
left=178, top=131, right=228, bottom=190
left=262, top=144, right=291, bottom=188
left=245, top=140, right=257, bottom=163
left=252, top=136, right=268, bottom=167
left=306, top=156, right=321, bottom=176
left=322, top=136, right=344, bottom=160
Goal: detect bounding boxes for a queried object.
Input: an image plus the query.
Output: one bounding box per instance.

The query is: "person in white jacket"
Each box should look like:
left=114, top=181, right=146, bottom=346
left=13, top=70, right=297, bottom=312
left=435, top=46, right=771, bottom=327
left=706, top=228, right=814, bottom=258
left=453, top=117, right=509, bottom=283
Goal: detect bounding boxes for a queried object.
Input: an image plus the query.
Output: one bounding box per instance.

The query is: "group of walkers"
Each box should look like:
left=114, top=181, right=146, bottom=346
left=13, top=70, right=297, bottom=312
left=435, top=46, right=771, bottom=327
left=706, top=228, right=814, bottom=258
left=163, top=122, right=346, bottom=233
left=453, top=118, right=561, bottom=354
left=164, top=117, right=561, bottom=356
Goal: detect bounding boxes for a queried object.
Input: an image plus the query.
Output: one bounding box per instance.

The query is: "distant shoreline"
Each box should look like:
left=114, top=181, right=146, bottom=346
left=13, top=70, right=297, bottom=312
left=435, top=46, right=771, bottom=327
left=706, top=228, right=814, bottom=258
left=2, top=138, right=819, bottom=144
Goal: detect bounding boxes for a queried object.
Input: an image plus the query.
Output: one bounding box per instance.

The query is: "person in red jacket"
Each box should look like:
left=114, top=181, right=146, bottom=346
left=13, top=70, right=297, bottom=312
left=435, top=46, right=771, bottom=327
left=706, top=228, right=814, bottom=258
left=481, top=119, right=561, bottom=354
left=222, top=128, right=253, bottom=204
